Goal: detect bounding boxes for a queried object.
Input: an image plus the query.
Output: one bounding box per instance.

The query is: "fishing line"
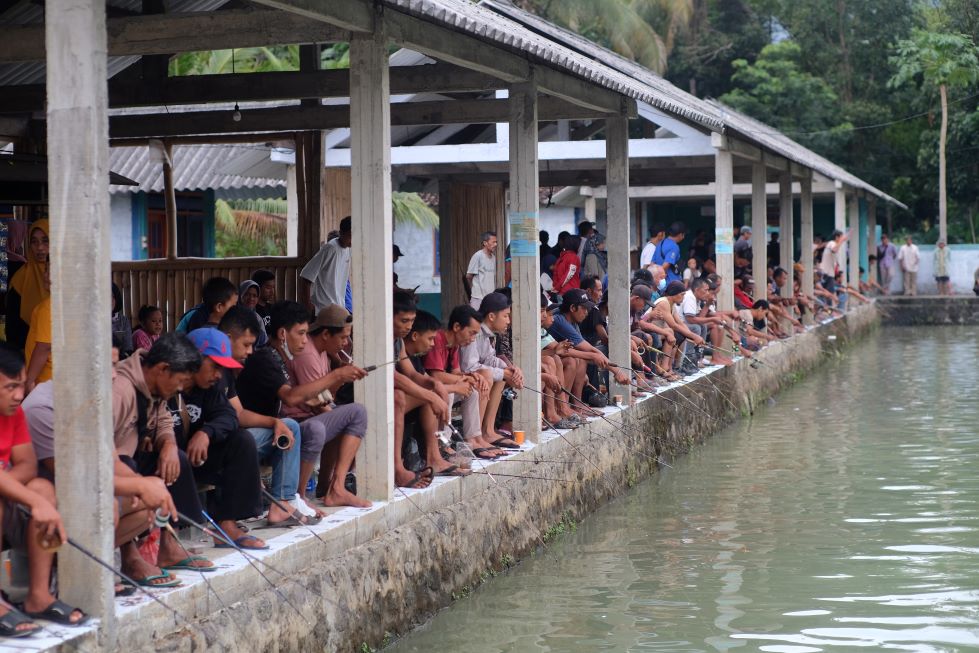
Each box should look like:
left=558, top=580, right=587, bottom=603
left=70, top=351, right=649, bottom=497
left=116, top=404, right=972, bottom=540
left=260, top=488, right=333, bottom=548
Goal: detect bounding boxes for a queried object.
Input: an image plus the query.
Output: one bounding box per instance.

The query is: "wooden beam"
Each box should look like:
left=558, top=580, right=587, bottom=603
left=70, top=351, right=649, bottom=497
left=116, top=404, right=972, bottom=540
left=0, top=9, right=348, bottom=62
left=107, top=97, right=619, bottom=139
left=508, top=80, right=541, bottom=445
left=606, top=115, right=631, bottom=404
left=46, top=0, right=116, bottom=635
left=3, top=64, right=502, bottom=112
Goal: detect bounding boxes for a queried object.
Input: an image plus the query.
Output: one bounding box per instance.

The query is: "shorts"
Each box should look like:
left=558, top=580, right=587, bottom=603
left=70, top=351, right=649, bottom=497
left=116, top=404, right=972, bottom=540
left=822, top=274, right=837, bottom=293
left=2, top=499, right=29, bottom=551
left=935, top=276, right=949, bottom=282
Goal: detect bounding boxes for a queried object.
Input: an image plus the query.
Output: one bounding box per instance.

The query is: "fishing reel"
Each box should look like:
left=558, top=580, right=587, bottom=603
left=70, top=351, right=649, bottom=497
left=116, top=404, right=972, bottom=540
left=502, top=387, right=518, bottom=401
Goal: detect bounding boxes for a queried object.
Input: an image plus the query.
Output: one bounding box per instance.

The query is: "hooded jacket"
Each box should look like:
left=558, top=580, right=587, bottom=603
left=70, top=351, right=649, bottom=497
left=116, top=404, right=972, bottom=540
left=112, top=349, right=176, bottom=457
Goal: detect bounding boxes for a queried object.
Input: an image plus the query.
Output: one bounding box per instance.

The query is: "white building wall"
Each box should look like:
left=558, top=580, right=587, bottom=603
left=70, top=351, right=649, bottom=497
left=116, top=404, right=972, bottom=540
left=538, top=206, right=577, bottom=243
left=881, top=244, right=979, bottom=295
left=110, top=193, right=134, bottom=261
left=393, top=222, right=440, bottom=295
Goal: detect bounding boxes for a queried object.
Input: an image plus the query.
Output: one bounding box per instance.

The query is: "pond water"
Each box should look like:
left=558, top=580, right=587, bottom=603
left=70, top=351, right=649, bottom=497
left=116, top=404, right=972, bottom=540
left=387, top=326, right=979, bottom=653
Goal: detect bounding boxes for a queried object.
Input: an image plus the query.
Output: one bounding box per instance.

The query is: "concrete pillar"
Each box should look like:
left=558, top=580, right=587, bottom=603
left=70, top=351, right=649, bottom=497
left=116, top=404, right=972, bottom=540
left=46, top=0, right=116, bottom=635
left=800, top=176, right=815, bottom=322
left=867, top=198, right=877, bottom=284
left=163, top=142, right=177, bottom=259
left=508, top=81, right=541, bottom=444
left=583, top=196, right=597, bottom=222
left=834, top=183, right=847, bottom=285
left=350, top=26, right=394, bottom=501
left=751, top=163, right=767, bottom=286
left=848, top=195, right=860, bottom=294
left=778, top=172, right=794, bottom=300
left=713, top=136, right=735, bottom=312
left=606, top=116, right=631, bottom=403
left=286, top=165, right=299, bottom=258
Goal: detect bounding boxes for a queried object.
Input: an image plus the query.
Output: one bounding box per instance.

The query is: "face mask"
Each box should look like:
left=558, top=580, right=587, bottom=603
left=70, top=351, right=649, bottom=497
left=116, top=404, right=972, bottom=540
left=657, top=278, right=667, bottom=292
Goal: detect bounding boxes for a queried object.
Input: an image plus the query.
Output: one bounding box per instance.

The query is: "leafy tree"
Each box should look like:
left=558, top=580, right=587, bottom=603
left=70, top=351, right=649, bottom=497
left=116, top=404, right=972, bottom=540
left=168, top=45, right=350, bottom=76
left=719, top=41, right=853, bottom=154
left=890, top=29, right=979, bottom=242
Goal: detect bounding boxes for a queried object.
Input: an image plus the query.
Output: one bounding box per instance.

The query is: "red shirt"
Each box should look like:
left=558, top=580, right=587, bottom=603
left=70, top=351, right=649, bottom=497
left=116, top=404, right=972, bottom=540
left=0, top=407, right=31, bottom=470
left=423, top=331, right=460, bottom=374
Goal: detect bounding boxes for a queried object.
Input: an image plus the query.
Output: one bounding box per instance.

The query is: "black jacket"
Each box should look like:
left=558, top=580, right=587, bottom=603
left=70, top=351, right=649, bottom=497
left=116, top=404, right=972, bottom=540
left=168, top=380, right=239, bottom=448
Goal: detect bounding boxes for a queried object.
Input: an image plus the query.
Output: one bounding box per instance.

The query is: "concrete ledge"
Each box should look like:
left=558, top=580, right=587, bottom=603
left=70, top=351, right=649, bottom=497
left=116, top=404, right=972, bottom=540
left=47, top=304, right=879, bottom=653
left=876, top=295, right=979, bottom=326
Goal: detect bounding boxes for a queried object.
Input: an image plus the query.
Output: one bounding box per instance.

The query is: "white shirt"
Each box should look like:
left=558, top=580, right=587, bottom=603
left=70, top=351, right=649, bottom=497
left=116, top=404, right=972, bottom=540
left=639, top=241, right=657, bottom=268
left=300, top=238, right=350, bottom=311
left=898, top=244, right=920, bottom=272
left=680, top=289, right=700, bottom=317
left=819, top=241, right=839, bottom=277
left=466, top=249, right=496, bottom=303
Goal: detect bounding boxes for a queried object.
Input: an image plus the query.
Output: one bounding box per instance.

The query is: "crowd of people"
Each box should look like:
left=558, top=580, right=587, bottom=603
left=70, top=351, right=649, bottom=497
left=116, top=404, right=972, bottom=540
left=0, top=212, right=962, bottom=639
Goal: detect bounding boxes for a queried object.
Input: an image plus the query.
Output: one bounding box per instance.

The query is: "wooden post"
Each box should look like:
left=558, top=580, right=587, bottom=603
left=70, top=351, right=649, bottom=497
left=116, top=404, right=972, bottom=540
left=834, top=183, right=847, bottom=285
left=712, top=135, right=735, bottom=312
left=751, top=163, right=767, bottom=286
left=163, top=141, right=177, bottom=259
left=508, top=81, right=541, bottom=444
left=350, top=25, right=394, bottom=501
left=778, top=172, right=794, bottom=300
left=286, top=164, right=299, bottom=258
left=867, top=197, right=877, bottom=284
left=606, top=116, right=630, bottom=404
left=800, top=176, right=814, bottom=322
left=45, top=0, right=116, bottom=637
left=848, top=195, right=860, bottom=294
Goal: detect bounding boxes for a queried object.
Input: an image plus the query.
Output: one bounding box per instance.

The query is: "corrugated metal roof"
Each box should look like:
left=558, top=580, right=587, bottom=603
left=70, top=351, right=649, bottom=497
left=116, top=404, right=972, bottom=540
left=482, top=0, right=904, bottom=208
left=108, top=143, right=285, bottom=194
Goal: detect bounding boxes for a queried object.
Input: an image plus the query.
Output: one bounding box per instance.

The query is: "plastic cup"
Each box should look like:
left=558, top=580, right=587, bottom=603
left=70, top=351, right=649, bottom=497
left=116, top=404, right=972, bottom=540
left=513, top=430, right=525, bottom=445
left=612, top=394, right=623, bottom=406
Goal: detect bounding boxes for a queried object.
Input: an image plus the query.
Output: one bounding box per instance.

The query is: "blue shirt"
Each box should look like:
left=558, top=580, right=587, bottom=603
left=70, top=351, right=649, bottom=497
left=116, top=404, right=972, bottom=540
left=654, top=238, right=682, bottom=283
left=547, top=313, right=584, bottom=346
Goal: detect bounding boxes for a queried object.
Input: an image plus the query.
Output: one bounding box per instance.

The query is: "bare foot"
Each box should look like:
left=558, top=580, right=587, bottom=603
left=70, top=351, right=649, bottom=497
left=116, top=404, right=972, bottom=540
left=122, top=554, right=180, bottom=586
left=322, top=486, right=371, bottom=508
left=396, top=467, right=433, bottom=489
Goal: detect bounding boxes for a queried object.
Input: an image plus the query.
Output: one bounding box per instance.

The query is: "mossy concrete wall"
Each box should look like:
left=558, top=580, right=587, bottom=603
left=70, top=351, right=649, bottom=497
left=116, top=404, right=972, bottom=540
left=61, top=304, right=878, bottom=653
left=876, top=296, right=979, bottom=326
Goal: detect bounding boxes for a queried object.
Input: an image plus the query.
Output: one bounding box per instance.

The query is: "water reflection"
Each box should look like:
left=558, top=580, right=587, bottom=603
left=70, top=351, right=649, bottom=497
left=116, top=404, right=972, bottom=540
left=387, top=327, right=979, bottom=653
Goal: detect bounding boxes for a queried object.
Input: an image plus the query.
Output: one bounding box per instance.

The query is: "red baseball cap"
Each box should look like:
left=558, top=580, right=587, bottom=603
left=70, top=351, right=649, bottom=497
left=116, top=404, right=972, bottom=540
left=187, top=328, right=242, bottom=369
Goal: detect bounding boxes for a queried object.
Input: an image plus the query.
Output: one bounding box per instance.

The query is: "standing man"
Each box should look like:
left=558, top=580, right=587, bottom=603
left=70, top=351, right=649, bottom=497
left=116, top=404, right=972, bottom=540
left=876, top=234, right=897, bottom=294
left=300, top=216, right=351, bottom=312
left=466, top=231, right=498, bottom=310
left=653, top=222, right=687, bottom=284
left=819, top=229, right=850, bottom=294
left=639, top=224, right=666, bottom=270
left=733, top=225, right=753, bottom=266
left=897, top=235, right=920, bottom=296
left=933, top=240, right=952, bottom=296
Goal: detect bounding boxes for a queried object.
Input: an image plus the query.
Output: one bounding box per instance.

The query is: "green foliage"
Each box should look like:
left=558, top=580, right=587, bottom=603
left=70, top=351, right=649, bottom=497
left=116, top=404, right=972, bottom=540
left=541, top=511, right=578, bottom=543
left=168, top=44, right=350, bottom=76
left=214, top=198, right=287, bottom=258
left=391, top=192, right=439, bottom=230
left=889, top=29, right=979, bottom=92
left=720, top=41, right=853, bottom=154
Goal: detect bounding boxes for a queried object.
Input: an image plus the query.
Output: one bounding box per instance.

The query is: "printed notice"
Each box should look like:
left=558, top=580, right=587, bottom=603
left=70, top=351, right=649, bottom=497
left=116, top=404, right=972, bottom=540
left=509, top=211, right=539, bottom=257
left=714, top=226, right=734, bottom=255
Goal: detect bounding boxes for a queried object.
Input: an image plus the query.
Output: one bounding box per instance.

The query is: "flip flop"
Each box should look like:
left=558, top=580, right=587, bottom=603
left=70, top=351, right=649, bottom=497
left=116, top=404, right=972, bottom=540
left=0, top=607, right=39, bottom=638
left=124, top=571, right=182, bottom=588
left=264, top=513, right=322, bottom=529
left=24, top=599, right=89, bottom=627
left=435, top=465, right=471, bottom=477
left=215, top=534, right=270, bottom=549
left=471, top=448, right=504, bottom=460
left=398, top=466, right=434, bottom=489
left=489, top=438, right=520, bottom=449
left=162, top=555, right=218, bottom=572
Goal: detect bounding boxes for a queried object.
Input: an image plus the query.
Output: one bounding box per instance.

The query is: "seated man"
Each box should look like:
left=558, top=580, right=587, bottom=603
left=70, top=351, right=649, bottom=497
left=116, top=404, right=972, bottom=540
left=680, top=278, right=735, bottom=370
left=217, top=307, right=310, bottom=522
left=176, top=276, right=239, bottom=334
left=236, top=301, right=368, bottom=516
left=540, top=296, right=584, bottom=428
left=173, top=329, right=265, bottom=548
left=391, top=296, right=466, bottom=486
left=646, top=281, right=705, bottom=380
left=548, top=289, right=629, bottom=414
left=24, top=379, right=179, bottom=593
left=738, top=299, right=777, bottom=348
left=113, top=333, right=216, bottom=575
left=459, top=292, right=525, bottom=444
left=281, top=306, right=372, bottom=507
left=423, top=305, right=504, bottom=459
left=0, top=345, right=84, bottom=633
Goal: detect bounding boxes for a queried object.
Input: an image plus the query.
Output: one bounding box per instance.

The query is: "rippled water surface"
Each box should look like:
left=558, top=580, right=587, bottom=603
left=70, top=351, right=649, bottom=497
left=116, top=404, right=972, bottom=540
left=388, top=327, right=979, bottom=653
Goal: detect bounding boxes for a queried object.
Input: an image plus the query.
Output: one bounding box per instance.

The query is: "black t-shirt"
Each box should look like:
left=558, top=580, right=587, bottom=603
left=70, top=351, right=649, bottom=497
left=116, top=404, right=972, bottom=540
left=255, top=304, right=272, bottom=334
left=579, top=305, right=606, bottom=345
left=236, top=347, right=289, bottom=417
left=753, top=317, right=767, bottom=331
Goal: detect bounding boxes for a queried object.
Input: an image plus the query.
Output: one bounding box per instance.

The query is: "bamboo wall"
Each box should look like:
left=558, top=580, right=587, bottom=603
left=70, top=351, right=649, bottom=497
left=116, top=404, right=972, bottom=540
left=112, top=257, right=302, bottom=331
left=323, top=167, right=352, bottom=240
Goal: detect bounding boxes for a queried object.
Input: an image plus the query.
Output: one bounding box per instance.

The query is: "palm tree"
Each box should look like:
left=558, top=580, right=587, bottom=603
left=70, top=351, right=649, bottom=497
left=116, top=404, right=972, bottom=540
left=890, top=30, right=979, bottom=243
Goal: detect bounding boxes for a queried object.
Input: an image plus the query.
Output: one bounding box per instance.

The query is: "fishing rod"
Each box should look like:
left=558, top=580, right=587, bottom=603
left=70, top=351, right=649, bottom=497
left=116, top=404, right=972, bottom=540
left=260, top=488, right=333, bottom=548
left=611, top=362, right=721, bottom=424
left=395, top=487, right=449, bottom=536
left=339, top=350, right=424, bottom=373
left=539, top=412, right=618, bottom=494
left=14, top=505, right=202, bottom=641
left=199, top=510, right=312, bottom=627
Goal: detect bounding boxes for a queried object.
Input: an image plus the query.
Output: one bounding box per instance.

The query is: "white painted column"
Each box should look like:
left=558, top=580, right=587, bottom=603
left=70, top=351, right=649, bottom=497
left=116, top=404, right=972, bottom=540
left=606, top=116, right=631, bottom=403
left=46, top=0, right=115, bottom=635
left=286, top=165, right=299, bottom=258
left=350, top=26, right=394, bottom=501
left=867, top=198, right=877, bottom=284
left=508, top=81, right=541, bottom=444
left=751, top=163, right=767, bottom=286
left=800, top=176, right=815, bottom=320
left=834, top=183, right=847, bottom=285
left=583, top=196, right=597, bottom=222
left=712, top=135, right=735, bottom=312
left=848, top=195, right=860, bottom=294
left=778, top=172, right=794, bottom=299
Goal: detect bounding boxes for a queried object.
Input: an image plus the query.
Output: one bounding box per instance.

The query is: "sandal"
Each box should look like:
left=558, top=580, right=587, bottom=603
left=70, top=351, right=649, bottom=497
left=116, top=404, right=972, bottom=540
left=435, top=465, right=471, bottom=477
left=25, top=599, right=89, bottom=627
left=162, top=555, right=218, bottom=572
left=0, top=607, right=40, bottom=638
left=264, top=512, right=322, bottom=529
left=123, top=570, right=182, bottom=588
left=214, top=534, right=270, bottom=550
left=489, top=437, right=520, bottom=449
left=471, top=448, right=504, bottom=460
left=397, top=466, right=434, bottom=489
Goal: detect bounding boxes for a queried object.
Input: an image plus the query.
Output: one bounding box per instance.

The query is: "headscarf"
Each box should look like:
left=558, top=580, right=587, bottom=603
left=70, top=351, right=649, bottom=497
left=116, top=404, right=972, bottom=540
left=238, top=279, right=259, bottom=301
left=10, top=219, right=49, bottom=323
left=6, top=220, right=28, bottom=264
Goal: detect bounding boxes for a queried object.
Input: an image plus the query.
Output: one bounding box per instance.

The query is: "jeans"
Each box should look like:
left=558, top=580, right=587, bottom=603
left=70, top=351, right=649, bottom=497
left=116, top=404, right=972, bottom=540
left=248, top=418, right=302, bottom=500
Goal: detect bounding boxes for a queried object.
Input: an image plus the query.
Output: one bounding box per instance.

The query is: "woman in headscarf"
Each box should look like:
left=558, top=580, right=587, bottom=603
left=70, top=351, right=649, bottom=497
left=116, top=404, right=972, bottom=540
left=236, top=279, right=268, bottom=348
left=6, top=220, right=49, bottom=351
